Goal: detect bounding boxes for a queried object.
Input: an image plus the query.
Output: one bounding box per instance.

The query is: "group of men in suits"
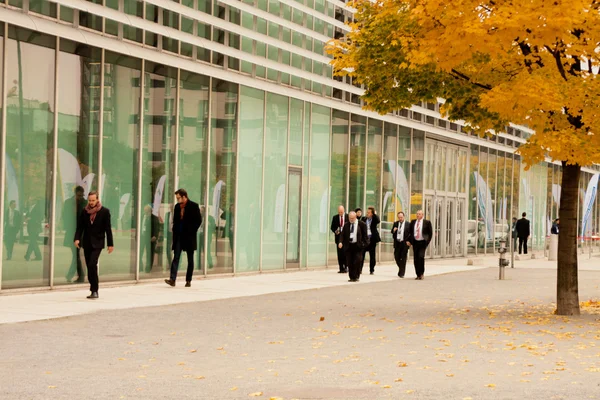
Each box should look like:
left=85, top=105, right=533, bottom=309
left=331, top=206, right=433, bottom=281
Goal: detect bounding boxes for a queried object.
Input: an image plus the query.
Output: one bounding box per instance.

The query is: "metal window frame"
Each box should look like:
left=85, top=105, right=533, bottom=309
left=0, top=23, right=7, bottom=291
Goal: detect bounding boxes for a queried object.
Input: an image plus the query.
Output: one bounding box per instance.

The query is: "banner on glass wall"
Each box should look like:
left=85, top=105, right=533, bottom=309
left=581, top=173, right=599, bottom=238
left=274, top=184, right=285, bottom=233
left=387, top=160, right=410, bottom=212
left=474, top=171, right=494, bottom=239
left=552, top=184, right=561, bottom=206
left=119, top=193, right=130, bottom=220
left=5, top=155, right=19, bottom=208
left=212, top=180, right=225, bottom=220
left=153, top=175, right=166, bottom=217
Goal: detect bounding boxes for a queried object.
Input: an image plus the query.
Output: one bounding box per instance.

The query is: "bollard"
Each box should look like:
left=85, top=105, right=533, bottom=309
left=498, top=240, right=509, bottom=280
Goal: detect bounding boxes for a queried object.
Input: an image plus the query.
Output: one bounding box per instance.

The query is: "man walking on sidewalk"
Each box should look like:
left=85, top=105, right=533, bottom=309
left=74, top=191, right=114, bottom=299
left=330, top=205, right=348, bottom=273
left=516, top=212, right=530, bottom=254
left=165, top=189, right=202, bottom=288
left=409, top=210, right=432, bottom=280
left=340, top=211, right=368, bottom=282
left=392, top=211, right=411, bottom=278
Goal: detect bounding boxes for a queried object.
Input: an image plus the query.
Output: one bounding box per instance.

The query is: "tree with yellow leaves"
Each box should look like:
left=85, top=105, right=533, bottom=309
left=329, top=0, right=600, bottom=315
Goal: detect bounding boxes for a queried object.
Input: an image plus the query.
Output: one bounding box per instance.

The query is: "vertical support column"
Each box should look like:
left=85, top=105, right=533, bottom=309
left=299, top=100, right=306, bottom=269
left=475, top=146, right=480, bottom=256
left=173, top=69, right=181, bottom=191
left=134, top=60, right=146, bottom=282
left=203, top=78, right=213, bottom=278
left=48, top=36, right=60, bottom=288
left=377, top=120, right=385, bottom=263
left=258, top=90, right=267, bottom=273
left=325, top=108, right=332, bottom=268
left=283, top=97, right=291, bottom=270
left=305, top=103, right=312, bottom=268
left=344, top=113, right=350, bottom=211
left=0, top=23, right=8, bottom=291
left=232, top=83, right=241, bottom=274
left=98, top=50, right=105, bottom=199
left=362, top=117, right=368, bottom=209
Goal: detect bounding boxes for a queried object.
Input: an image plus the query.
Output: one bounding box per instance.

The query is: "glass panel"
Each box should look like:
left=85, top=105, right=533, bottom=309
left=262, top=93, right=288, bottom=270
left=236, top=87, right=263, bottom=272
left=397, top=126, right=411, bottom=214
left=101, top=52, right=141, bottom=282
left=209, top=80, right=238, bottom=274
left=80, top=0, right=103, bottom=32
left=497, top=152, right=508, bottom=243
left=488, top=150, right=498, bottom=250
left=366, top=118, right=382, bottom=210
left=286, top=170, right=301, bottom=264
left=3, top=28, right=55, bottom=288
left=380, top=123, right=398, bottom=262
left=178, top=70, right=209, bottom=273
left=30, top=0, right=57, bottom=17
left=349, top=115, right=366, bottom=211
left=54, top=41, right=102, bottom=286
left=289, top=99, right=303, bottom=166
left=300, top=102, right=309, bottom=268
left=329, top=110, right=348, bottom=264
left=410, top=130, right=425, bottom=219
left=60, top=6, right=75, bottom=23
left=478, top=148, right=489, bottom=252
left=307, top=105, right=330, bottom=267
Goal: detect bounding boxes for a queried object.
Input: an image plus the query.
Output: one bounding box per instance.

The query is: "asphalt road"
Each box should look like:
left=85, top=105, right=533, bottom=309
left=2, top=267, right=600, bottom=400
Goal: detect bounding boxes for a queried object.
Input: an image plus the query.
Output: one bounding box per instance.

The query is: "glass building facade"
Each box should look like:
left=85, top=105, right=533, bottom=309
left=1, top=1, right=600, bottom=290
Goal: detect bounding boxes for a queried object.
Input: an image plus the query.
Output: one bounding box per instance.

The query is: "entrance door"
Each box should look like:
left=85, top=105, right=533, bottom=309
left=286, top=169, right=302, bottom=268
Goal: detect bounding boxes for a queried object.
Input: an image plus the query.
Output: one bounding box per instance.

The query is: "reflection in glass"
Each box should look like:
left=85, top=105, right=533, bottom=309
left=101, top=51, right=141, bottom=282
left=209, top=80, right=238, bottom=274
left=329, top=111, right=349, bottom=264
left=410, top=130, right=424, bottom=219
left=2, top=27, right=55, bottom=288
left=366, top=119, right=382, bottom=210
left=380, top=123, right=398, bottom=262
left=468, top=145, right=479, bottom=254
left=236, top=87, right=263, bottom=272
left=349, top=115, right=366, bottom=210
left=55, top=41, right=101, bottom=285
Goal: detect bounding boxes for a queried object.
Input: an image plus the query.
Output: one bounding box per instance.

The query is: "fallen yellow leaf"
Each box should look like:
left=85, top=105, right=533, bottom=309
left=189, top=349, right=197, bottom=353
left=230, top=387, right=238, bottom=391
left=248, top=392, right=263, bottom=397
left=486, top=384, right=496, bottom=388
left=383, top=385, right=391, bottom=388
left=48, top=386, right=57, bottom=389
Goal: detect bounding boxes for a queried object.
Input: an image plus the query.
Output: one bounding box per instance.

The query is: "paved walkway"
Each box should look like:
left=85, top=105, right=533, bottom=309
left=1, top=253, right=598, bottom=325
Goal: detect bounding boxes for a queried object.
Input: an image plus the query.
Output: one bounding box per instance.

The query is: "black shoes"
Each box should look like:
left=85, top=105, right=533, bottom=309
left=338, top=270, right=345, bottom=274
left=370, top=272, right=374, bottom=275
left=86, top=292, right=98, bottom=299
left=185, top=281, right=191, bottom=287
left=398, top=274, right=404, bottom=278
left=164, top=279, right=176, bottom=287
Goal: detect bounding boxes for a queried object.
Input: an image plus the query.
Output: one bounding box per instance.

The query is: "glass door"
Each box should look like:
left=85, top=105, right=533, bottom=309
left=456, top=198, right=465, bottom=256
left=445, top=198, right=454, bottom=257
left=433, top=197, right=443, bottom=257
left=286, top=168, right=302, bottom=268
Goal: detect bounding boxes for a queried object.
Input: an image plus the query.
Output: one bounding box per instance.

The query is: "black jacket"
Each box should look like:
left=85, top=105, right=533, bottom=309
left=341, top=220, right=369, bottom=250
left=330, top=213, right=348, bottom=244
left=75, top=207, right=114, bottom=250
left=143, top=213, right=160, bottom=239
left=408, top=219, right=433, bottom=246
left=172, top=200, right=202, bottom=251
left=391, top=220, right=411, bottom=248
left=515, top=218, right=530, bottom=239
left=551, top=223, right=559, bottom=235
left=361, top=214, right=381, bottom=244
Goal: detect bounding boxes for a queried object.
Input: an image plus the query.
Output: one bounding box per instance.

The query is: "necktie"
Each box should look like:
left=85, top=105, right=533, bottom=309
left=350, top=223, right=354, bottom=233
left=416, top=220, right=421, bottom=240
left=341, top=216, right=344, bottom=227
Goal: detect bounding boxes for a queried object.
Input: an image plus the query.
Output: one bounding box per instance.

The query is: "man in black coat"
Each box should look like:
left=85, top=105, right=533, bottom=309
left=391, top=211, right=411, bottom=278
left=340, top=211, right=369, bottom=282
left=362, top=207, right=381, bottom=275
left=4, top=200, right=22, bottom=260
left=551, top=218, right=560, bottom=235
left=165, top=189, right=202, bottom=287
left=515, top=212, right=531, bottom=254
left=408, top=209, right=433, bottom=280
left=330, top=205, right=348, bottom=273
left=74, top=191, right=114, bottom=299
left=64, top=186, right=85, bottom=283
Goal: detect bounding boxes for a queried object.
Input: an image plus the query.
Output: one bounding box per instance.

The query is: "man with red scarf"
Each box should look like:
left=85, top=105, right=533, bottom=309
left=74, top=191, right=114, bottom=299
left=165, top=189, right=202, bottom=287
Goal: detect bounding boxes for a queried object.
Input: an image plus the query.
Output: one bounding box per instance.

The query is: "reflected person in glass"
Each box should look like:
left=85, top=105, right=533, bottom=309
left=4, top=200, right=22, bottom=261
left=64, top=186, right=86, bottom=283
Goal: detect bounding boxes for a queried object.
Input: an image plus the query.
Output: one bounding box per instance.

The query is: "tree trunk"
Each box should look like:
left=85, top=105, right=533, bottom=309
left=556, top=163, right=581, bottom=316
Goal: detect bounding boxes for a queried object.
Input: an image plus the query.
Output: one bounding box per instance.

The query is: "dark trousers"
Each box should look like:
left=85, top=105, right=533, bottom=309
left=412, top=240, right=428, bottom=277
left=170, top=239, right=195, bottom=282
left=4, top=228, right=18, bottom=260
left=336, top=241, right=346, bottom=272
left=345, top=243, right=363, bottom=281
left=363, top=241, right=377, bottom=273
left=66, top=246, right=84, bottom=281
left=140, top=239, right=157, bottom=272
left=25, top=230, right=41, bottom=260
left=518, top=238, right=528, bottom=254
left=394, top=243, right=409, bottom=277
left=83, top=247, right=102, bottom=293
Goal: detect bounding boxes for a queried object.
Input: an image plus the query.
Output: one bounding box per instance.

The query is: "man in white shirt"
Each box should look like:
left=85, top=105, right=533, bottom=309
left=340, top=211, right=368, bottom=282
left=392, top=211, right=411, bottom=278
left=330, top=205, right=348, bottom=273
left=408, top=210, right=433, bottom=280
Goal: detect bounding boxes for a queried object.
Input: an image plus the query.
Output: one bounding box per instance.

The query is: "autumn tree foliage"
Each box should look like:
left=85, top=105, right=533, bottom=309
left=329, top=0, right=600, bottom=315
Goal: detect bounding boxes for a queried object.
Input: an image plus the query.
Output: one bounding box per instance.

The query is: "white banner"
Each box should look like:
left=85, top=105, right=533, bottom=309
left=152, top=175, right=166, bottom=217
left=5, top=155, right=19, bottom=207
left=581, top=174, right=599, bottom=237
left=212, top=180, right=225, bottom=220
left=474, top=171, right=494, bottom=239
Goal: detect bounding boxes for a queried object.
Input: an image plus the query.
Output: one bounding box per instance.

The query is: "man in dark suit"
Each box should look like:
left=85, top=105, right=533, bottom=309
left=515, top=212, right=530, bottom=254
left=64, top=186, right=85, bottom=283
left=74, top=191, right=114, bottom=299
left=330, top=205, right=348, bottom=274
left=4, top=200, right=22, bottom=260
left=141, top=205, right=160, bottom=273
left=551, top=218, right=560, bottom=235
left=165, top=189, right=202, bottom=287
left=392, top=211, right=411, bottom=278
left=340, top=211, right=369, bottom=282
left=362, top=207, right=381, bottom=275
left=408, top=209, right=433, bottom=280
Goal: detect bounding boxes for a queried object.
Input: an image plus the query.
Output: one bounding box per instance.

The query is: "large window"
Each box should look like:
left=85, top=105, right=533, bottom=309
left=366, top=118, right=382, bottom=211
left=209, top=80, right=238, bottom=274
left=329, top=110, right=348, bottom=264
left=102, top=51, right=142, bottom=281
left=349, top=115, right=366, bottom=211
left=2, top=27, right=56, bottom=289
left=468, top=145, right=479, bottom=254
left=54, top=40, right=101, bottom=286
left=236, top=87, right=263, bottom=272
left=410, top=130, right=424, bottom=219
left=380, top=122, right=398, bottom=262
